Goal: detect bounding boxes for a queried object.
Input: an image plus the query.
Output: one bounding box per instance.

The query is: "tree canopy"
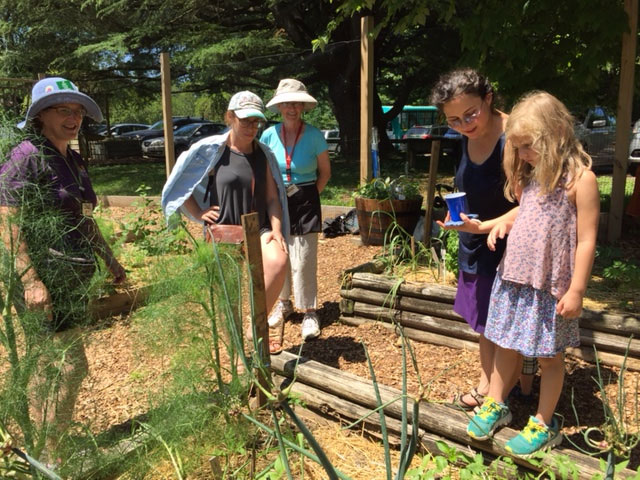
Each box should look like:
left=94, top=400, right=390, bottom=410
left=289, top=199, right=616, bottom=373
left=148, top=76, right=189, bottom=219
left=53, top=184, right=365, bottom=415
left=0, top=0, right=635, bottom=157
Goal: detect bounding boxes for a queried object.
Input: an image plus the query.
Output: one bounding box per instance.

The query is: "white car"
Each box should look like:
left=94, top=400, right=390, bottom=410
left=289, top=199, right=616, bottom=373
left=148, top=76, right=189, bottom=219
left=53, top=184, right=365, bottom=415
left=629, top=119, right=640, bottom=175
left=322, top=129, right=341, bottom=154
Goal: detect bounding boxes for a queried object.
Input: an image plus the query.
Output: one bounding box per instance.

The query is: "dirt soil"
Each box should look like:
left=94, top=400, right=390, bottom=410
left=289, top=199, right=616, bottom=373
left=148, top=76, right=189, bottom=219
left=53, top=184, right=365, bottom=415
left=75, top=207, right=639, bottom=475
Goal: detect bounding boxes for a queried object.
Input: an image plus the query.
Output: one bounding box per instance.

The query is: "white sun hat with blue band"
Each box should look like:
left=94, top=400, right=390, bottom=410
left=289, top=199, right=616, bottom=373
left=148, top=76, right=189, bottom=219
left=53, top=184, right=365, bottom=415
left=19, top=77, right=103, bottom=129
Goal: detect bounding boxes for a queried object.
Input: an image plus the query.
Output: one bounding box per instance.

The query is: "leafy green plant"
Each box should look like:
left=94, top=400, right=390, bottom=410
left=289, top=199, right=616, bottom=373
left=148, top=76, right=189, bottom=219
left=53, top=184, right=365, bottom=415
left=602, top=260, right=640, bottom=291
left=116, top=184, right=189, bottom=256
left=353, top=176, right=421, bottom=201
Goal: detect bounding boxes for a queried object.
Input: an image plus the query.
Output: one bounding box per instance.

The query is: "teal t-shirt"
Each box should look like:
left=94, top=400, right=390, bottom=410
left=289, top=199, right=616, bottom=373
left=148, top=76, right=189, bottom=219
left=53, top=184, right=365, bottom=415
left=260, top=124, right=328, bottom=185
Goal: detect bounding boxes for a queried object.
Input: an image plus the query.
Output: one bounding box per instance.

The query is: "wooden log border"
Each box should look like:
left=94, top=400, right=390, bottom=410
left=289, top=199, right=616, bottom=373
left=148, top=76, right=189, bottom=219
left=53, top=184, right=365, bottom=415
left=271, top=352, right=638, bottom=479
left=340, top=272, right=640, bottom=371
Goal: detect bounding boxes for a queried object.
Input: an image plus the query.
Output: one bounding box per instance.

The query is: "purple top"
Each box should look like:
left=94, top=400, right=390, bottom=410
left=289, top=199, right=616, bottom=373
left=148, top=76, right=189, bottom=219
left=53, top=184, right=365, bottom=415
left=0, top=138, right=97, bottom=249
left=498, top=179, right=577, bottom=299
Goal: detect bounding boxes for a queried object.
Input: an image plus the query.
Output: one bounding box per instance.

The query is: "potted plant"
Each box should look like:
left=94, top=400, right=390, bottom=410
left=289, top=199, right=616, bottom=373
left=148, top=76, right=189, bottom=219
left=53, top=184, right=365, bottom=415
left=353, top=176, right=423, bottom=246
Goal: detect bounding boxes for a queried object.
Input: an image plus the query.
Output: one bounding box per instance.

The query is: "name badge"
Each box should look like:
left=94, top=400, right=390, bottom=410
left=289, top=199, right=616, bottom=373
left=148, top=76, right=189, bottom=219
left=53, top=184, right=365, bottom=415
left=82, top=202, right=94, bottom=217
left=286, top=184, right=300, bottom=197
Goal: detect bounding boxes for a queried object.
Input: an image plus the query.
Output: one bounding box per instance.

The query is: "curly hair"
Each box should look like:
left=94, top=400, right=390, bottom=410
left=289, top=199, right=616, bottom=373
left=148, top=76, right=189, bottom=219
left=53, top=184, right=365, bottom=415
left=430, top=68, right=496, bottom=113
left=503, top=91, right=592, bottom=201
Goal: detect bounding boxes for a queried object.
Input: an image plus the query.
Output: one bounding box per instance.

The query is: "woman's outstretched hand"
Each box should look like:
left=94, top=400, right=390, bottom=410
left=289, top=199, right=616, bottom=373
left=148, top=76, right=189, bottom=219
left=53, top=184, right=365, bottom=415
left=436, top=212, right=482, bottom=233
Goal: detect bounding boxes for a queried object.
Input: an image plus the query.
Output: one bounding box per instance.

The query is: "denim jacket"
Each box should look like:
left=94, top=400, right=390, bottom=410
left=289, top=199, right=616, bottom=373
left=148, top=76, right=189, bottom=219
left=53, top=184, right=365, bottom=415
left=161, top=130, right=289, bottom=237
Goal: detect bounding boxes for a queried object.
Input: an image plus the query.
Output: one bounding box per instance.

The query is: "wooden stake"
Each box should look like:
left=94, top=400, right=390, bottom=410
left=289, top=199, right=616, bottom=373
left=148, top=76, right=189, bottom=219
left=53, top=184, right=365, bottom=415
left=160, top=52, right=176, bottom=178
left=241, top=212, right=270, bottom=406
left=360, top=16, right=374, bottom=186
left=608, top=0, right=638, bottom=241
left=423, top=139, right=440, bottom=244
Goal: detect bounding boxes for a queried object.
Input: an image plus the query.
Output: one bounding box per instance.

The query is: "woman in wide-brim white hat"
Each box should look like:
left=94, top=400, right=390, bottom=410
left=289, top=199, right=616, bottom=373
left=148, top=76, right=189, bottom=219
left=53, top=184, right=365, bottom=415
left=260, top=78, right=331, bottom=342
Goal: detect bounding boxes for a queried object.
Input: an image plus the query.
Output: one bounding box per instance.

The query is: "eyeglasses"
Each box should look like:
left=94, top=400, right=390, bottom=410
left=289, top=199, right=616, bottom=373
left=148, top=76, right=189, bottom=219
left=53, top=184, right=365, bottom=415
left=281, top=102, right=304, bottom=109
left=447, top=105, right=482, bottom=129
left=48, top=106, right=87, bottom=118
left=237, top=117, right=265, bottom=129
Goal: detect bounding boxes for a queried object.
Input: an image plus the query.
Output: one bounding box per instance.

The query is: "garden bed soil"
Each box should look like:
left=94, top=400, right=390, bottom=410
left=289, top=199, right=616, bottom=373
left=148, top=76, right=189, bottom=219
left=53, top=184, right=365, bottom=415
left=74, top=207, right=640, bottom=476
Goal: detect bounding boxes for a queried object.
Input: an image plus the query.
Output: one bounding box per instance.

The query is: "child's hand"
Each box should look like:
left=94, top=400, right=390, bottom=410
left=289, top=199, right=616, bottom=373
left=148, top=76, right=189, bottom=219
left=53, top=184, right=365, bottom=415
left=556, top=290, right=583, bottom=319
left=487, top=221, right=510, bottom=251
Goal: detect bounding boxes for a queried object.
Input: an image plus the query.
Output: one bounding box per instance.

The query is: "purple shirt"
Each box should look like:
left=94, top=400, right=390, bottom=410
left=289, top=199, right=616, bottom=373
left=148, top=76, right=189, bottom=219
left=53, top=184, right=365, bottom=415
left=0, top=138, right=97, bottom=249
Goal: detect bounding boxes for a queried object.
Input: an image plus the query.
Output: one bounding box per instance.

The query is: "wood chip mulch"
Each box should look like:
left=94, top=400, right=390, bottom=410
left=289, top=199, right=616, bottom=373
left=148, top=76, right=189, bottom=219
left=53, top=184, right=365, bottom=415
left=73, top=208, right=639, bottom=473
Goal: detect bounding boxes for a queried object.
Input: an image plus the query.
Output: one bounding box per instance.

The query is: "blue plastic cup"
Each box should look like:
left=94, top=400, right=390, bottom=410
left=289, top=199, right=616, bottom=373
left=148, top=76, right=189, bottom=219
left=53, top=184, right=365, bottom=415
left=444, top=192, right=467, bottom=223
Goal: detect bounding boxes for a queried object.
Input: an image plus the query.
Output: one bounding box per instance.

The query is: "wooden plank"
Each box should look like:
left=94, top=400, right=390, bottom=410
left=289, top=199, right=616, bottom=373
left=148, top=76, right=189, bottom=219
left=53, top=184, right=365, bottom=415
left=340, top=287, right=462, bottom=321
left=339, top=315, right=480, bottom=352
left=580, top=309, right=640, bottom=337
left=359, top=16, right=374, bottom=186
left=349, top=272, right=640, bottom=334
left=351, top=272, right=457, bottom=303
left=352, top=302, right=479, bottom=342
left=579, top=329, right=640, bottom=357
left=340, top=314, right=640, bottom=371
left=242, top=212, right=270, bottom=406
left=160, top=52, right=176, bottom=178
left=566, top=346, right=640, bottom=371
left=423, top=139, right=440, bottom=242
left=274, top=374, right=531, bottom=479
left=608, top=0, right=638, bottom=241
left=270, top=351, right=637, bottom=478
left=98, top=195, right=161, bottom=208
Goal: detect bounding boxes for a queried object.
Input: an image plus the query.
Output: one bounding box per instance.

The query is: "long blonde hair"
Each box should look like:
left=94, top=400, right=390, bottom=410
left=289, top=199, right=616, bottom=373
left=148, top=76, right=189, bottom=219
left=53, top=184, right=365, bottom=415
left=503, top=91, right=591, bottom=201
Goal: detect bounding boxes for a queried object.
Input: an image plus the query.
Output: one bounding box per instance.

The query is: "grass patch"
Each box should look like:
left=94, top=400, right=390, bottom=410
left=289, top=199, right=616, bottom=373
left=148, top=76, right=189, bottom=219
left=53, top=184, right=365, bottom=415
left=597, top=174, right=636, bottom=212
left=90, top=162, right=167, bottom=196
left=89, top=150, right=459, bottom=207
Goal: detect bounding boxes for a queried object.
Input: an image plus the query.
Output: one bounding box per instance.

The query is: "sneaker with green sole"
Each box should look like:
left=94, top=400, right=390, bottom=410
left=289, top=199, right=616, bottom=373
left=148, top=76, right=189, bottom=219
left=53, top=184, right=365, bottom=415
left=505, top=415, right=562, bottom=457
left=467, top=397, right=512, bottom=441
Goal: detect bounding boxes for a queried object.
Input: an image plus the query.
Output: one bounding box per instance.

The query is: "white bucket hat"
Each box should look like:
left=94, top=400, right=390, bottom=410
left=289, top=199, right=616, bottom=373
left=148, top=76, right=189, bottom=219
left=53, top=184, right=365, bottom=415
left=228, top=91, right=266, bottom=120
left=266, top=79, right=317, bottom=113
left=19, top=77, right=103, bottom=129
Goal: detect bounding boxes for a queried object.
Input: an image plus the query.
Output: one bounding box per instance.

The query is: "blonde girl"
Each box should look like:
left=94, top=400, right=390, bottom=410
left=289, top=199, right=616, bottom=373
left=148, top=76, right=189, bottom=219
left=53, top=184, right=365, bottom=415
left=466, top=91, right=599, bottom=457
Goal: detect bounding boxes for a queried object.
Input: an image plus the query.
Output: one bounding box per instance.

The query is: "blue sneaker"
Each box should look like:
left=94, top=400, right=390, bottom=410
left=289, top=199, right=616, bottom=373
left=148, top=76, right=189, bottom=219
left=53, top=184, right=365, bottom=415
left=467, top=397, right=512, bottom=441
left=505, top=415, right=562, bottom=457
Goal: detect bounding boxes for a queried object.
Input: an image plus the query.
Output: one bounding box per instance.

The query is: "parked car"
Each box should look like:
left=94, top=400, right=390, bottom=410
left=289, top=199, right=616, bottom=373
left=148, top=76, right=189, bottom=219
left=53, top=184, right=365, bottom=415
left=401, top=125, right=461, bottom=160
left=122, top=116, right=210, bottom=142
left=141, top=122, right=227, bottom=158
left=322, top=129, right=341, bottom=154
left=99, top=123, right=151, bottom=137
left=628, top=119, right=640, bottom=176
left=574, top=106, right=617, bottom=171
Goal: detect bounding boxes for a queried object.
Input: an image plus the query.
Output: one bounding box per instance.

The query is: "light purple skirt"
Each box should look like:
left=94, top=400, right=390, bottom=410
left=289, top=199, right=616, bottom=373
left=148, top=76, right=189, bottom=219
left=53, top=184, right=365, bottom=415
left=453, top=271, right=496, bottom=335
left=484, top=276, right=580, bottom=357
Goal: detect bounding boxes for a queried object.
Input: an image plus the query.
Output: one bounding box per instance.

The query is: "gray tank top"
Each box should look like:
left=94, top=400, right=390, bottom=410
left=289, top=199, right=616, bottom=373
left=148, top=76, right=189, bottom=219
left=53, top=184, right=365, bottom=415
left=205, top=145, right=270, bottom=230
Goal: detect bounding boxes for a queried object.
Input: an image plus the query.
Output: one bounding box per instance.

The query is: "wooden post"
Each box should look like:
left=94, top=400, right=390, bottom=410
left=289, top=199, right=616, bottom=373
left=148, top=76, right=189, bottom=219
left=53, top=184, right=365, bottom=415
left=423, top=140, right=440, bottom=244
left=608, top=0, right=638, bottom=241
left=241, top=212, right=270, bottom=407
left=360, top=16, right=374, bottom=186
left=160, top=52, right=176, bottom=178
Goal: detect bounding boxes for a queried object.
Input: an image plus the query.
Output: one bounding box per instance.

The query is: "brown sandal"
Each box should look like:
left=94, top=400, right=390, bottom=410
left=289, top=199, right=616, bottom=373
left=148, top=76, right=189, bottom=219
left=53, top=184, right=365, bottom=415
left=449, top=387, right=485, bottom=411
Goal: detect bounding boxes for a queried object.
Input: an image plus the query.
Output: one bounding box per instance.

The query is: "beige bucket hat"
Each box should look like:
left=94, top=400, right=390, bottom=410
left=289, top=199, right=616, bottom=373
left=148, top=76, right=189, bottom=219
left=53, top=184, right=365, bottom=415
left=266, top=78, right=317, bottom=113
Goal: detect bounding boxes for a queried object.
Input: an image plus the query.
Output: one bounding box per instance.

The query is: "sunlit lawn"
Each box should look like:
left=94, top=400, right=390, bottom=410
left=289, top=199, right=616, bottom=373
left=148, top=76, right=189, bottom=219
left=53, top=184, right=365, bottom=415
left=89, top=155, right=636, bottom=211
